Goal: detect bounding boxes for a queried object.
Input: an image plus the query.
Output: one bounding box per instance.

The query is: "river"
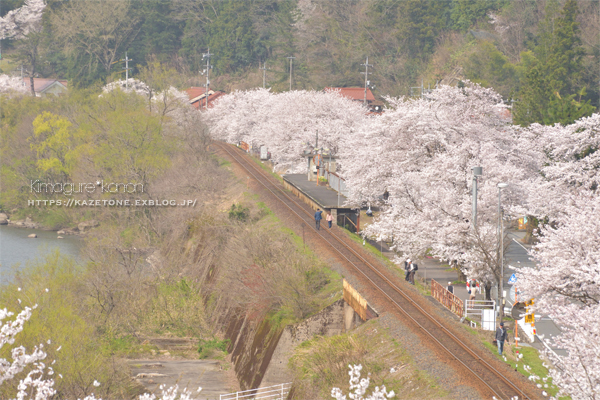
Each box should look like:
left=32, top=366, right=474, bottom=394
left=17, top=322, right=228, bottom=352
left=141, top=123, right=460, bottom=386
left=0, top=225, right=83, bottom=284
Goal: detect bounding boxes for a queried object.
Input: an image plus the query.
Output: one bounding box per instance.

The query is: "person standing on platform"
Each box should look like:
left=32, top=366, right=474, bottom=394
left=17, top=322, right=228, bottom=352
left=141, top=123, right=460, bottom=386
left=326, top=211, right=333, bottom=228
left=314, top=209, right=323, bottom=230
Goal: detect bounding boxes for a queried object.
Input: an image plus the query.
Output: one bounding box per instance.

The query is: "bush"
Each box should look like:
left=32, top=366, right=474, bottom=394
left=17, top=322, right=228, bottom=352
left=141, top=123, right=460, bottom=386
left=197, top=337, right=230, bottom=359
left=228, top=203, right=250, bottom=222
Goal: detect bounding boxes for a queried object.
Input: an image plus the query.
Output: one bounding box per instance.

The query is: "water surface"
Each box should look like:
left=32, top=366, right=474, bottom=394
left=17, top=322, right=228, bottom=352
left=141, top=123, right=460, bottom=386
left=0, top=225, right=82, bottom=284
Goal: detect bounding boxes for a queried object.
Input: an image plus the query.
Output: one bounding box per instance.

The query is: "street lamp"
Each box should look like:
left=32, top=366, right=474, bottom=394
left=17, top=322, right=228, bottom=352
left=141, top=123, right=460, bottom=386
left=497, top=182, right=508, bottom=320
left=471, top=166, right=482, bottom=228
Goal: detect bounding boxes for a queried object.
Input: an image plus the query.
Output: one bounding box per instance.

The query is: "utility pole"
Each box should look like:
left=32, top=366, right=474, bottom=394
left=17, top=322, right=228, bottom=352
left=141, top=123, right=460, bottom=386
left=202, top=48, right=213, bottom=109
left=360, top=56, right=372, bottom=106
left=259, top=61, right=268, bottom=88
left=287, top=56, right=295, bottom=91
left=121, top=52, right=132, bottom=89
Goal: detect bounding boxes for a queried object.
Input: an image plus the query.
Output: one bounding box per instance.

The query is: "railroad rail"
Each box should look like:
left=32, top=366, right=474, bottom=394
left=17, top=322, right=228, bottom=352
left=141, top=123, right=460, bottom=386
left=214, top=141, right=536, bottom=400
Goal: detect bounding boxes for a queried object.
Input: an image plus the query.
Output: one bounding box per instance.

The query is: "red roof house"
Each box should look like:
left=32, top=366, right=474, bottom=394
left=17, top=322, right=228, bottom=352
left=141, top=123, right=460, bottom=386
left=186, top=87, right=226, bottom=110
left=324, top=87, right=382, bottom=112
left=23, top=78, right=68, bottom=97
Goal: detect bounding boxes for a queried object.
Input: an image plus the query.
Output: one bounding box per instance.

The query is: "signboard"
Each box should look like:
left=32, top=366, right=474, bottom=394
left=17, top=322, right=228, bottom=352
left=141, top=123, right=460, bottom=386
left=508, top=273, right=517, bottom=285
left=239, top=141, right=250, bottom=152
left=525, top=314, right=535, bottom=324
left=525, top=298, right=535, bottom=306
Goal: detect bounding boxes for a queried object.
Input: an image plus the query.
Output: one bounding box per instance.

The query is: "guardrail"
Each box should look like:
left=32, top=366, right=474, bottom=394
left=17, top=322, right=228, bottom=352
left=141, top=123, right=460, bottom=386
left=219, top=383, right=292, bottom=400
left=431, top=279, right=463, bottom=317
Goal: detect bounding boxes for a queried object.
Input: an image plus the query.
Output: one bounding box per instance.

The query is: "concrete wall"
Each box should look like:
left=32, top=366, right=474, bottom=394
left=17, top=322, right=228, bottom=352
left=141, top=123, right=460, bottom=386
left=259, top=299, right=362, bottom=388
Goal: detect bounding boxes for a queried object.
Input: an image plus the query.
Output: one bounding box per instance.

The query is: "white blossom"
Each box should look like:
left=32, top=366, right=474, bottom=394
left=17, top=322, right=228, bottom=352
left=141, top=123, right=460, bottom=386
left=0, top=0, right=46, bottom=40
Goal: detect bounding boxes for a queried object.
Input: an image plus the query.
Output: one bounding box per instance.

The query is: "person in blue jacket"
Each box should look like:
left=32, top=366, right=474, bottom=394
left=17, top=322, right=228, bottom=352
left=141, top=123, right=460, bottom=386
left=314, top=209, right=323, bottom=230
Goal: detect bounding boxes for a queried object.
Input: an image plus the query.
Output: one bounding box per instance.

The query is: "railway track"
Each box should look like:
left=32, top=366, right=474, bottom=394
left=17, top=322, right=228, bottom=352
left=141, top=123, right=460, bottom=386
left=214, top=141, right=538, bottom=400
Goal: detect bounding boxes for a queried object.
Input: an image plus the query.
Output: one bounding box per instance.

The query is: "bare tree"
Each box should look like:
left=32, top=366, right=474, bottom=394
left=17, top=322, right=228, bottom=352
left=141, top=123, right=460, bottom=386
left=51, top=0, right=141, bottom=74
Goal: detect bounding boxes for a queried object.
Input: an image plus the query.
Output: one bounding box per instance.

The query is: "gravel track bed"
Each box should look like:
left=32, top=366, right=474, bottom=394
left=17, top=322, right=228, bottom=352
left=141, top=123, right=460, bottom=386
left=214, top=143, right=543, bottom=400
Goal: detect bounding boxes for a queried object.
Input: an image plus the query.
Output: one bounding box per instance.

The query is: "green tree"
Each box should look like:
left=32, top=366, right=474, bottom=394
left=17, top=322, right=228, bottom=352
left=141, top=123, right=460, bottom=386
left=395, top=0, right=447, bottom=58
left=450, top=0, right=504, bottom=32
left=514, top=0, right=594, bottom=126
left=30, top=111, right=76, bottom=178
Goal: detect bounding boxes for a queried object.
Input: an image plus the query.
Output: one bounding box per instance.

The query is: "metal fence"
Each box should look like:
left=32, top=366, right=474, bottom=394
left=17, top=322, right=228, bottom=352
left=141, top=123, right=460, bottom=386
left=337, top=212, right=358, bottom=233
left=323, top=170, right=349, bottom=199
left=219, top=383, right=292, bottom=400
left=464, top=299, right=496, bottom=331
left=431, top=279, right=463, bottom=318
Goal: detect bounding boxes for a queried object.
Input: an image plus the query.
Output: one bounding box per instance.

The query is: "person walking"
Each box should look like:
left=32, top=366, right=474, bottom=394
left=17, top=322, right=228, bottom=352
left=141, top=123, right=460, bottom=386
left=447, top=282, right=454, bottom=294
left=404, top=259, right=411, bottom=282
left=495, top=322, right=508, bottom=355
left=468, top=279, right=478, bottom=306
left=408, top=260, right=417, bottom=285
left=326, top=211, right=333, bottom=228
left=314, top=209, right=323, bottom=230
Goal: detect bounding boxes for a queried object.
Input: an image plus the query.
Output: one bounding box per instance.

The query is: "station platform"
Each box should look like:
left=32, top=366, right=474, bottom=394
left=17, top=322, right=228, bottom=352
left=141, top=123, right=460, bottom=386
left=283, top=174, right=349, bottom=212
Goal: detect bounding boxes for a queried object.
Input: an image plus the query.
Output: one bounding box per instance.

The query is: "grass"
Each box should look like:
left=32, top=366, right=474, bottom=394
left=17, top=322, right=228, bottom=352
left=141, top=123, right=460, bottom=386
left=247, top=152, right=284, bottom=183
left=198, top=337, right=231, bottom=359
left=462, top=321, right=568, bottom=399
left=289, top=319, right=447, bottom=399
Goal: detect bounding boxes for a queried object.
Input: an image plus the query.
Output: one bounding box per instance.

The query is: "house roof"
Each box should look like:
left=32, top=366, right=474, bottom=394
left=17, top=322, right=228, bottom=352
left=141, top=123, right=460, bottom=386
left=186, top=87, right=226, bottom=109
left=324, top=87, right=376, bottom=102
left=22, top=78, right=68, bottom=93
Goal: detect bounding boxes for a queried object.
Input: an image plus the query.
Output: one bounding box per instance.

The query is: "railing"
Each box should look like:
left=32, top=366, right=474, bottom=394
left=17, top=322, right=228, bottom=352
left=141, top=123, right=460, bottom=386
left=219, top=383, right=292, bottom=400
left=431, top=279, right=463, bottom=318
left=323, top=170, right=349, bottom=199
left=464, top=299, right=496, bottom=331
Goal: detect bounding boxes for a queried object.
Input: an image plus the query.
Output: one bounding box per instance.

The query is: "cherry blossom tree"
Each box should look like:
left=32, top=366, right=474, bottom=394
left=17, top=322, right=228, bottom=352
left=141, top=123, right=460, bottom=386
left=0, top=0, right=47, bottom=96
left=517, top=113, right=600, bottom=400
left=518, top=194, right=600, bottom=400
left=525, top=113, right=600, bottom=220
left=1, top=303, right=203, bottom=400
left=0, top=0, right=45, bottom=40
left=331, top=364, right=395, bottom=400
left=205, top=89, right=369, bottom=173
left=102, top=79, right=190, bottom=122
left=0, top=305, right=57, bottom=399
left=340, top=84, right=541, bottom=297
left=0, top=74, right=28, bottom=95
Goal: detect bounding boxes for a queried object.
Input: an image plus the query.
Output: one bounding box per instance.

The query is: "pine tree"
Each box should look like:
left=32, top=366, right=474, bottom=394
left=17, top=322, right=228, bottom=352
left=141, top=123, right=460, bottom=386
left=514, top=0, right=594, bottom=126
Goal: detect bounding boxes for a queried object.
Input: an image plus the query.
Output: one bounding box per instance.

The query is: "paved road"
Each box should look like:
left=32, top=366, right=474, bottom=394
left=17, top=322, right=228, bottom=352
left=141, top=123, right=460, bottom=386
left=128, top=360, right=236, bottom=400
left=504, top=231, right=566, bottom=357
left=368, top=229, right=566, bottom=356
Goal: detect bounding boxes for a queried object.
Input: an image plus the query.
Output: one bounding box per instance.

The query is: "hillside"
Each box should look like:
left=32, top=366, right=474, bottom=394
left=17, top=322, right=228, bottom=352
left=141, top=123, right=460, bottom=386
left=1, top=0, right=598, bottom=121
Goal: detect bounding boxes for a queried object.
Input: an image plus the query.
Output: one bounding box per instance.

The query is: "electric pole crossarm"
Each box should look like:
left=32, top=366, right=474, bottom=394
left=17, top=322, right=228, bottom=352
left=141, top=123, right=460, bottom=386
left=121, top=51, right=133, bottom=89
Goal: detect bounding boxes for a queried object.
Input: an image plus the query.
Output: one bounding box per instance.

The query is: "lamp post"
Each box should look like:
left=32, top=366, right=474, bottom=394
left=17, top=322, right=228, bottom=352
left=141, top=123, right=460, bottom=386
left=471, top=167, right=482, bottom=229
left=497, top=182, right=508, bottom=320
